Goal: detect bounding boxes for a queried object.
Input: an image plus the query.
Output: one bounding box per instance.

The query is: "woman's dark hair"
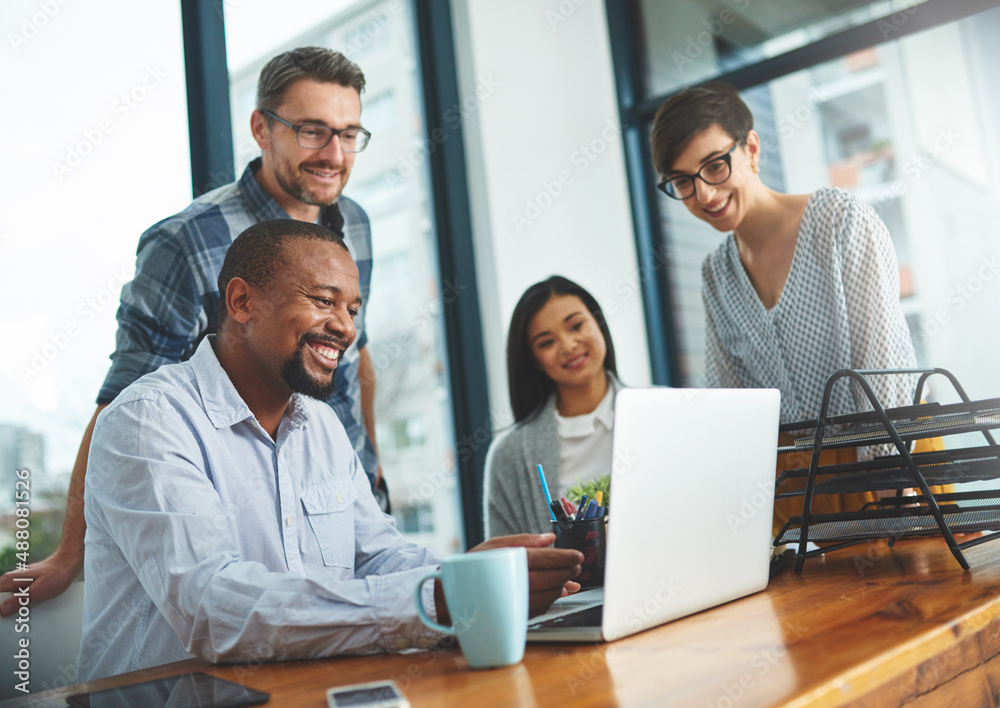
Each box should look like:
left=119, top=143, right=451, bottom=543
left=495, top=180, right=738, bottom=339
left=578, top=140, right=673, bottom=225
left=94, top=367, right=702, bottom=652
left=649, top=81, right=754, bottom=178
left=506, top=275, right=617, bottom=423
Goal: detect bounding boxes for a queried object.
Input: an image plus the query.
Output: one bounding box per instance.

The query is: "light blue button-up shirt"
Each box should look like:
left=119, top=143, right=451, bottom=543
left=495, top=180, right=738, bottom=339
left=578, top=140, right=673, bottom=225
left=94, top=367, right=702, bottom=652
left=80, top=337, right=442, bottom=681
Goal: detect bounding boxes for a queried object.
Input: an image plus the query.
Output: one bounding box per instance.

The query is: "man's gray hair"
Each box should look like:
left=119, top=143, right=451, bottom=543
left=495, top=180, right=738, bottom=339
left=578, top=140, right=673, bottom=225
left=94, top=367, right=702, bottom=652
left=256, top=46, right=366, bottom=116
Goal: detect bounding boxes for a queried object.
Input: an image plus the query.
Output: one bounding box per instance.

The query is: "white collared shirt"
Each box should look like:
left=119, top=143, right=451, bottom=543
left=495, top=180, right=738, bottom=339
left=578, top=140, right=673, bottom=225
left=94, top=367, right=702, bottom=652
left=553, top=384, right=616, bottom=500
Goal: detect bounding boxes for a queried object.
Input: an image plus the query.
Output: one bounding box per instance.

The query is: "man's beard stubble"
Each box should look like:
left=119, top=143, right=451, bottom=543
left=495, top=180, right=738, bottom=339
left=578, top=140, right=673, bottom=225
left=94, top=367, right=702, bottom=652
left=275, top=162, right=342, bottom=208
left=281, top=335, right=348, bottom=401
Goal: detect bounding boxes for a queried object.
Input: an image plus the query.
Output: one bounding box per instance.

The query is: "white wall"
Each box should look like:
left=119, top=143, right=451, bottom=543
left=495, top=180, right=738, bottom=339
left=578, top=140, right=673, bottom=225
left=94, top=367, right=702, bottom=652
left=451, top=0, right=653, bottom=428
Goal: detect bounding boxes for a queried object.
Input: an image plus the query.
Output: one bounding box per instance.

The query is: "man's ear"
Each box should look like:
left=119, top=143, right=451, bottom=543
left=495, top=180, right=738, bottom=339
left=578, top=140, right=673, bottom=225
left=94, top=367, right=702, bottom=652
left=225, top=277, right=255, bottom=324
left=250, top=110, right=270, bottom=151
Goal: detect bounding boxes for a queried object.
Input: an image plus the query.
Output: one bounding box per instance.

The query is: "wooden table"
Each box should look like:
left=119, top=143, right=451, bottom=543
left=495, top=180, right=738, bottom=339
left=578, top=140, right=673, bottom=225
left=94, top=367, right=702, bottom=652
left=8, top=537, right=1000, bottom=707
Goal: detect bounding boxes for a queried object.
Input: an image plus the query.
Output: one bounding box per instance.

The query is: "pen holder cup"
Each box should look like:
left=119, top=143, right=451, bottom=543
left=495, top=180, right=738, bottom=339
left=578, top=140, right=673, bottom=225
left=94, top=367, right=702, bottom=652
left=552, top=516, right=607, bottom=589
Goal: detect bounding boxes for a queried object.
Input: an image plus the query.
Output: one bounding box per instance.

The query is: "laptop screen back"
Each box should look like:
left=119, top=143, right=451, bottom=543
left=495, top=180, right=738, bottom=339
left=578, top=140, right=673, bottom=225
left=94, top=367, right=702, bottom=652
left=601, top=387, right=780, bottom=641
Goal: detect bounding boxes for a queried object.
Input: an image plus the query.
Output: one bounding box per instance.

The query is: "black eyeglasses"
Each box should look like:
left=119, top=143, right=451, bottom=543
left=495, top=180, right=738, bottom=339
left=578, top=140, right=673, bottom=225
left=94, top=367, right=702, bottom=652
left=657, top=141, right=743, bottom=200
left=261, top=110, right=371, bottom=153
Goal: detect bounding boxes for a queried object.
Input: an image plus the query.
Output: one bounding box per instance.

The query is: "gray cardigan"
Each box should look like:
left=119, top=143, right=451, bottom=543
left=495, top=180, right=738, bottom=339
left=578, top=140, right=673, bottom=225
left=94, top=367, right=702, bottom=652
left=483, top=377, right=621, bottom=537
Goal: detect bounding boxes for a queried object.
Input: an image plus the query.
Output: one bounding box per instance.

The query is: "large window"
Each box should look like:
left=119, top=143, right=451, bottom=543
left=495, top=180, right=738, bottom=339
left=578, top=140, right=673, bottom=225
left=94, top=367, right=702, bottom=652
left=0, top=0, right=190, bottom=559
left=622, top=1, right=1000, bottom=409
left=225, top=0, right=463, bottom=555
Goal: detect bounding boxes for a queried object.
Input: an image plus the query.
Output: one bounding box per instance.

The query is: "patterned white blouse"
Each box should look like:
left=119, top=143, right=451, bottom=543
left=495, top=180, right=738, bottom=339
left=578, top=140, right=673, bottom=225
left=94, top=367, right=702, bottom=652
left=702, top=187, right=917, bottom=454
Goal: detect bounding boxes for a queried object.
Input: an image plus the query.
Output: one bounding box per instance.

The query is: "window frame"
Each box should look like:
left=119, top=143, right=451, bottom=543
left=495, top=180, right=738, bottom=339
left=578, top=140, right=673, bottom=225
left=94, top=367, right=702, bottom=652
left=179, top=0, right=490, bottom=547
left=604, top=0, right=1000, bottom=387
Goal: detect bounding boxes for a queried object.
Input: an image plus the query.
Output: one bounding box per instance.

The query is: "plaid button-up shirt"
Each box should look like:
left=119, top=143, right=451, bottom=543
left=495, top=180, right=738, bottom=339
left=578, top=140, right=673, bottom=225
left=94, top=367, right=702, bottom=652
left=98, top=159, right=377, bottom=481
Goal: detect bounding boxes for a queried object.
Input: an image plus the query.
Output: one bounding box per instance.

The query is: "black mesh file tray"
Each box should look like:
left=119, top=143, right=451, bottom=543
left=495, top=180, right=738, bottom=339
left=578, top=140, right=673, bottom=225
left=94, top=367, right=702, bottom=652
left=777, top=367, right=1000, bottom=574
left=780, top=398, right=1000, bottom=451
left=775, top=493, right=1000, bottom=545
left=775, top=445, right=1000, bottom=499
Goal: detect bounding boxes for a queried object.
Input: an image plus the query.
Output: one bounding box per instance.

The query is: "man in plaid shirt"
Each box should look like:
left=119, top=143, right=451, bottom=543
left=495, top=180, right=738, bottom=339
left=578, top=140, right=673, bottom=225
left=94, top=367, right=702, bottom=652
left=0, top=47, right=385, bottom=616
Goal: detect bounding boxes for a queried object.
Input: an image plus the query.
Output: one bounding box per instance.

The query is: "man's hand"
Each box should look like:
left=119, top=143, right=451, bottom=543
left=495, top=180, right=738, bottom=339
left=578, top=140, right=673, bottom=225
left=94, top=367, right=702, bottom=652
left=0, top=404, right=102, bottom=617
left=0, top=549, right=82, bottom=617
left=470, top=533, right=582, bottom=617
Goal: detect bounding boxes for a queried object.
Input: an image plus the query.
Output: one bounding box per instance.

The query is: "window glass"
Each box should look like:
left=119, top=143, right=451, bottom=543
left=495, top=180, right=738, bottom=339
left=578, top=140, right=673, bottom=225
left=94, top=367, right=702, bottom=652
left=226, top=0, right=463, bottom=555
left=639, top=0, right=931, bottom=96
left=654, top=9, right=1000, bottom=411
left=0, top=0, right=190, bottom=558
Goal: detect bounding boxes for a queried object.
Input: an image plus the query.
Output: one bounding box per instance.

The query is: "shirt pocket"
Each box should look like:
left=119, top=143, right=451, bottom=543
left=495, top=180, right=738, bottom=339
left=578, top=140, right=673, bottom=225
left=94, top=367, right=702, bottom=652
left=301, top=479, right=357, bottom=569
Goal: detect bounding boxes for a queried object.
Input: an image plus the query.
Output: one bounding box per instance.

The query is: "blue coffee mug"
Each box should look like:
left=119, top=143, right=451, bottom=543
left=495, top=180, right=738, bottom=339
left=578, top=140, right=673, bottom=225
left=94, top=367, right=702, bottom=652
left=415, top=547, right=528, bottom=669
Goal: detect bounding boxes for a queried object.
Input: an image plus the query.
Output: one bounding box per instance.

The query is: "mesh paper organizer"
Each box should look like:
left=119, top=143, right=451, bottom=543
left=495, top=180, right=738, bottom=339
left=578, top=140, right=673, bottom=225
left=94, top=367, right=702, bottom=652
left=772, top=367, right=1000, bottom=573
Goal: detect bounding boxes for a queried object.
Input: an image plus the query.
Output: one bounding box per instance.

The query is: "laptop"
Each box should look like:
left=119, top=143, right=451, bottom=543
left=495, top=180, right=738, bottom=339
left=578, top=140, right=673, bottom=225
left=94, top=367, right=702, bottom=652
left=527, top=387, right=780, bottom=642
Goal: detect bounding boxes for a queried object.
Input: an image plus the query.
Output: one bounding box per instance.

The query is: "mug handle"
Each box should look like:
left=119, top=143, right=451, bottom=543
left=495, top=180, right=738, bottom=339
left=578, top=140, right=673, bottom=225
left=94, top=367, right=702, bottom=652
left=415, top=571, right=454, bottom=635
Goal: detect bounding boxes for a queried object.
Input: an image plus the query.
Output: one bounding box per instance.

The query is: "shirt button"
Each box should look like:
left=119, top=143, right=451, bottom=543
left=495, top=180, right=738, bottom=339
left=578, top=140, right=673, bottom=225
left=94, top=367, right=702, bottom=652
left=285, top=516, right=293, bottom=527
left=337, top=495, right=344, bottom=504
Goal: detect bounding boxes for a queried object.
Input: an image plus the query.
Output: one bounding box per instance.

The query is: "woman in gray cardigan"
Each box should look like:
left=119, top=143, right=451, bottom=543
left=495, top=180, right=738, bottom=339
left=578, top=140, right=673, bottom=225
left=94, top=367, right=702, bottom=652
left=484, top=276, right=621, bottom=537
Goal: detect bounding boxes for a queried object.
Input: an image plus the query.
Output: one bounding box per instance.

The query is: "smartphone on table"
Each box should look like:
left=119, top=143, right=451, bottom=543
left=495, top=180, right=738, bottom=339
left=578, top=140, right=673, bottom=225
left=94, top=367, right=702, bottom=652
left=65, top=671, right=269, bottom=707
left=327, top=679, right=410, bottom=708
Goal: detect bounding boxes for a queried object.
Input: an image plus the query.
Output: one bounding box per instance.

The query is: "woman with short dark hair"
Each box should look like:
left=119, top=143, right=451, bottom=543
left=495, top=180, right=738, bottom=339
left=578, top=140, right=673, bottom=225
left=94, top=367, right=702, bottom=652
left=649, top=82, right=946, bottom=537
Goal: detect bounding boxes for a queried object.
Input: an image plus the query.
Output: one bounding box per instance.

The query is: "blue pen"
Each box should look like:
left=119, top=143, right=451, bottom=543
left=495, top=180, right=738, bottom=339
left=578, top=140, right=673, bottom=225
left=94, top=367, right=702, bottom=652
left=596, top=505, right=604, bottom=519
left=536, top=464, right=556, bottom=521
left=583, top=500, right=598, bottom=519
left=575, top=495, right=589, bottom=521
